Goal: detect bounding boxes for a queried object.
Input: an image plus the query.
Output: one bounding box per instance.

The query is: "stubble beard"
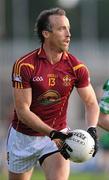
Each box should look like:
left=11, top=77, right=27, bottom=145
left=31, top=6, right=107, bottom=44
left=60, top=45, right=69, bottom=52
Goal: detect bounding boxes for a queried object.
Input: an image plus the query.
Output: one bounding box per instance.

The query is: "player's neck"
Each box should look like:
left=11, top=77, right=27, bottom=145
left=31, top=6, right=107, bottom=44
left=43, top=44, right=63, bottom=64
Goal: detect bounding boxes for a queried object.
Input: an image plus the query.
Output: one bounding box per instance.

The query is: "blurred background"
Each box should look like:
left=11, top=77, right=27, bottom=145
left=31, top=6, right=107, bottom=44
left=0, top=0, right=109, bottom=178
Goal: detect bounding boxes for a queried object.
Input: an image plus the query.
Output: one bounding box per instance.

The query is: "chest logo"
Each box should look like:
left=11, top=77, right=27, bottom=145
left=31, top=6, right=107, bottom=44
left=33, top=76, right=43, bottom=82
left=63, top=75, right=71, bottom=86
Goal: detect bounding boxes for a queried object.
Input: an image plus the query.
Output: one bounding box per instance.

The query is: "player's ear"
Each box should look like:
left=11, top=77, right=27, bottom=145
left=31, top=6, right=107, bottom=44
left=42, top=30, right=50, bottom=39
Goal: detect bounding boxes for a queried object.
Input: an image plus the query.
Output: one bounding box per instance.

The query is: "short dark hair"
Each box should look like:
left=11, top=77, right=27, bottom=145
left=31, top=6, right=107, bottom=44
left=34, top=7, right=66, bottom=44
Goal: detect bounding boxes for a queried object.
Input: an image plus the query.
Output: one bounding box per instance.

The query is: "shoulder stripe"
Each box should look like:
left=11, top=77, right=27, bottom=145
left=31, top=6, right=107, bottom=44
left=73, top=64, right=85, bottom=71
left=18, top=63, right=34, bottom=75
left=13, top=51, right=36, bottom=76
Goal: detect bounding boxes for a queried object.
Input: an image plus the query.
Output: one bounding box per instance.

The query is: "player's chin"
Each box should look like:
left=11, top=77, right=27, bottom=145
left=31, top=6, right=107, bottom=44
left=61, top=46, right=69, bottom=52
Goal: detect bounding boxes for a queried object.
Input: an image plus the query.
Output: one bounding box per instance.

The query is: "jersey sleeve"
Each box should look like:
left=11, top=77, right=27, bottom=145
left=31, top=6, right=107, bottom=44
left=74, top=64, right=90, bottom=88
left=12, top=60, right=34, bottom=89
left=99, top=79, right=109, bottom=114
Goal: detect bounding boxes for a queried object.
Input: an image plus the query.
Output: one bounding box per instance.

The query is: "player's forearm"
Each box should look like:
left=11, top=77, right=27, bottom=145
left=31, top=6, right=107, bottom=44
left=16, top=108, right=54, bottom=135
left=85, top=103, right=100, bottom=127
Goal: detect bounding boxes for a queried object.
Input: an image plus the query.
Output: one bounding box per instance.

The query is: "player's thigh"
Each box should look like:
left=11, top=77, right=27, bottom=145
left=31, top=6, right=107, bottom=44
left=9, top=168, right=33, bottom=180
left=42, top=152, right=70, bottom=180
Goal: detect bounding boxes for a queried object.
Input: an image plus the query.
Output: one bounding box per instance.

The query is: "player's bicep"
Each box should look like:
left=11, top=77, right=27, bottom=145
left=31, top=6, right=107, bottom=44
left=77, top=84, right=97, bottom=104
left=13, top=87, right=32, bottom=111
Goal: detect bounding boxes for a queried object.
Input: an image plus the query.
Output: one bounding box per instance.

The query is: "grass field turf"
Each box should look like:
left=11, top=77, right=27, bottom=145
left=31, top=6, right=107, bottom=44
left=0, top=171, right=108, bottom=180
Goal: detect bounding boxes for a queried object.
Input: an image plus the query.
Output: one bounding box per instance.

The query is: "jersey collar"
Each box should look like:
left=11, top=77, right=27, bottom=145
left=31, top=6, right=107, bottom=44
left=37, top=47, right=69, bottom=60
left=37, top=47, right=47, bottom=59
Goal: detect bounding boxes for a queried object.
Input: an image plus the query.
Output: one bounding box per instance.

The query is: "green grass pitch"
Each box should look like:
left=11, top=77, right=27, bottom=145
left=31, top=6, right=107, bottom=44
left=0, top=170, right=108, bottom=180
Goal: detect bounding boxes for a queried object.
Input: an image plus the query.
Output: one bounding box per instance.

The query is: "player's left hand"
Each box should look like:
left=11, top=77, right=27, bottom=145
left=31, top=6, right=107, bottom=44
left=87, top=127, right=98, bottom=157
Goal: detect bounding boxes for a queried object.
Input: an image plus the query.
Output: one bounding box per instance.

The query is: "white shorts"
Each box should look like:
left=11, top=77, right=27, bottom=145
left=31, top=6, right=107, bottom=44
left=6, top=127, right=59, bottom=173
left=6, top=127, right=69, bottom=173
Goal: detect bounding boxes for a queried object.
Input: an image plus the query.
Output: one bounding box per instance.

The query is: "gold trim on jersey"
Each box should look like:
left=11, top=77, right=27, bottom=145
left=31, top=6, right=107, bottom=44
left=18, top=63, right=34, bottom=75
left=15, top=82, right=23, bottom=89
left=14, top=51, right=36, bottom=76
left=14, top=63, right=34, bottom=88
left=13, top=51, right=36, bottom=88
left=73, top=64, right=85, bottom=71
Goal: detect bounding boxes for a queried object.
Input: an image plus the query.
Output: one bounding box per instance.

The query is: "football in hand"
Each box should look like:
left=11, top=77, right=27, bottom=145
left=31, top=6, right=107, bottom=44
left=65, top=129, right=95, bottom=163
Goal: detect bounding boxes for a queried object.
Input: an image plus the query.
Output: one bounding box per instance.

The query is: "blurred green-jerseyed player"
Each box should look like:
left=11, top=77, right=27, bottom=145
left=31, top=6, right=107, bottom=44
left=98, top=79, right=109, bottom=130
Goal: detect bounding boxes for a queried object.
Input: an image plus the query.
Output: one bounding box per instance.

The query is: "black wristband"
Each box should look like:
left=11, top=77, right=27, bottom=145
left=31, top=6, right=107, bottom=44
left=49, top=130, right=72, bottom=140
left=87, top=127, right=97, bottom=140
left=87, top=127, right=98, bottom=157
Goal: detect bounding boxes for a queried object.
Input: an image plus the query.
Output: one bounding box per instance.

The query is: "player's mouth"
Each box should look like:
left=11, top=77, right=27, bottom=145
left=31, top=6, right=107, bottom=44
left=64, top=39, right=70, bottom=45
left=63, top=40, right=70, bottom=46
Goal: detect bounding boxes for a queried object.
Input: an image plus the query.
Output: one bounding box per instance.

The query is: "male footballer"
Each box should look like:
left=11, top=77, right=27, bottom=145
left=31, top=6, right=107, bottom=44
left=6, top=7, right=99, bottom=180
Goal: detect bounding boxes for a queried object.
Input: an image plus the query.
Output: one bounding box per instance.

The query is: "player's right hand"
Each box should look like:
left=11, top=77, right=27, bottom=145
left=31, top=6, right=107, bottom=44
left=60, top=142, right=72, bottom=159
left=49, top=130, right=72, bottom=141
left=49, top=130, right=73, bottom=159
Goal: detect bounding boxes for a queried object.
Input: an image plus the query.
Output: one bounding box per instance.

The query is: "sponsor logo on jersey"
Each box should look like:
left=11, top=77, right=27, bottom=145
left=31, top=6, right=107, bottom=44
left=63, top=75, right=71, bottom=86
left=32, top=76, right=43, bottom=82
left=13, top=74, right=22, bottom=82
left=37, top=90, right=61, bottom=105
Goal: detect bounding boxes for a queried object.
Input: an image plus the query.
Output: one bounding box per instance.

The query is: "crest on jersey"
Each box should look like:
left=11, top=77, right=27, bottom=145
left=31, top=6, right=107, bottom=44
left=63, top=75, right=71, bottom=86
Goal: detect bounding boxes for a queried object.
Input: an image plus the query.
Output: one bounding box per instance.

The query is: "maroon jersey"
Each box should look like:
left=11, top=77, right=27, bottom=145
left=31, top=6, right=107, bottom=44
left=12, top=48, right=90, bottom=136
